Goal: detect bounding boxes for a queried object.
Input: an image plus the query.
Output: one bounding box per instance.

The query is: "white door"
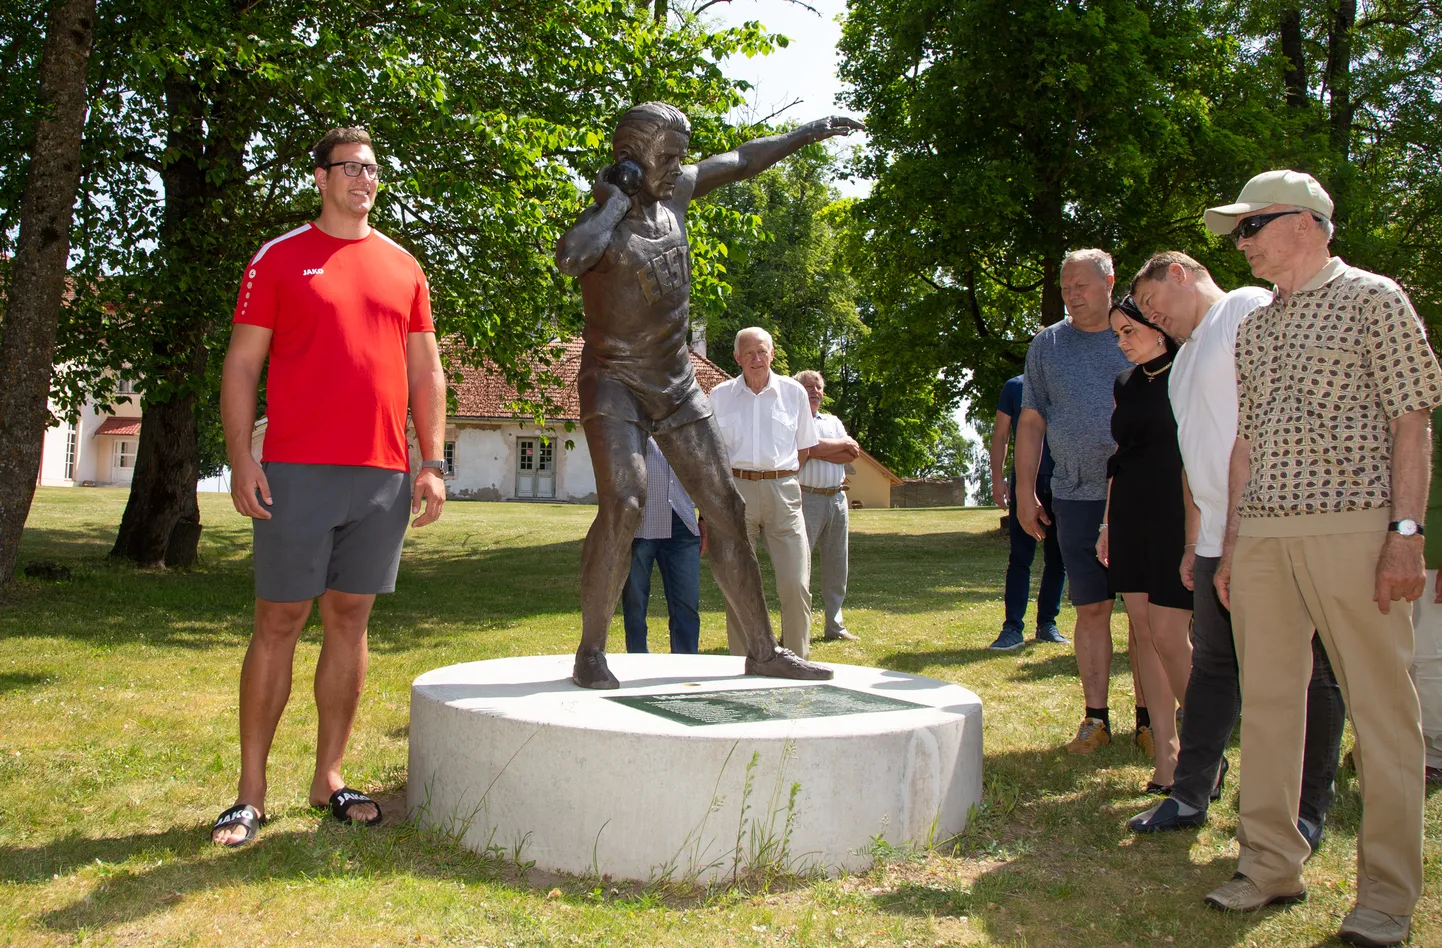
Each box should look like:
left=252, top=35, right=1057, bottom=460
left=516, top=439, right=555, bottom=499
left=112, top=439, right=137, bottom=485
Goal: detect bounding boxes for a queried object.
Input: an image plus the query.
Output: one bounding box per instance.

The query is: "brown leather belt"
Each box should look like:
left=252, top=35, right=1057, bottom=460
left=732, top=468, right=798, bottom=480
left=801, top=485, right=845, bottom=496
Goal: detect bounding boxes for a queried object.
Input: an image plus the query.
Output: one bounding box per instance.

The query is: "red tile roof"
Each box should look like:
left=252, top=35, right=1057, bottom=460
left=93, top=416, right=141, bottom=437
left=449, top=338, right=732, bottom=421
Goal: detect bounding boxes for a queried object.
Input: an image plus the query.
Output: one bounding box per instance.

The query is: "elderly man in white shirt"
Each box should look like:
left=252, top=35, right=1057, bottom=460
left=710, top=327, right=819, bottom=657
left=794, top=370, right=861, bottom=642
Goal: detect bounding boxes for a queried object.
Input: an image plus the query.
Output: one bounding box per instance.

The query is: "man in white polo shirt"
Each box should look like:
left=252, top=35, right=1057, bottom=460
left=1124, top=250, right=1346, bottom=845
left=795, top=369, right=861, bottom=643
left=710, top=328, right=819, bottom=657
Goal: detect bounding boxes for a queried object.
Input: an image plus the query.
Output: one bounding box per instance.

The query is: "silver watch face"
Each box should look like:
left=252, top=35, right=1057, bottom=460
left=1396, top=519, right=1420, bottom=536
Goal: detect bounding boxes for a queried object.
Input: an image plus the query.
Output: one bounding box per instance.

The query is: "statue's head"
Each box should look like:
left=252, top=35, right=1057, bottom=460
left=613, top=102, right=691, bottom=201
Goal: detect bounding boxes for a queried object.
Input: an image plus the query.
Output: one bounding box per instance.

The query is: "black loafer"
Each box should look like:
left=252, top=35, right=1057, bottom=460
left=1128, top=797, right=1207, bottom=834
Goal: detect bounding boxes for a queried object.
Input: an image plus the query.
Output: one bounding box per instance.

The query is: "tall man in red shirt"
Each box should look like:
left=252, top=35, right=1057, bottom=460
left=210, top=128, right=447, bottom=846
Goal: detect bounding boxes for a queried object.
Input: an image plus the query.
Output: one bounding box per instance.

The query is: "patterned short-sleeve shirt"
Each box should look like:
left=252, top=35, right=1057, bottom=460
left=1235, top=257, right=1442, bottom=518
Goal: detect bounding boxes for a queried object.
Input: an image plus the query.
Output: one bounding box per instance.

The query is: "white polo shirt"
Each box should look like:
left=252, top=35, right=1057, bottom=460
left=798, top=412, right=849, bottom=489
left=1169, top=285, right=1272, bottom=557
left=709, top=371, right=818, bottom=472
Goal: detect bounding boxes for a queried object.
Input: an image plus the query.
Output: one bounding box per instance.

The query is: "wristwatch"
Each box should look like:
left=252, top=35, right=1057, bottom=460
left=1389, top=518, right=1425, bottom=537
left=420, top=459, right=445, bottom=472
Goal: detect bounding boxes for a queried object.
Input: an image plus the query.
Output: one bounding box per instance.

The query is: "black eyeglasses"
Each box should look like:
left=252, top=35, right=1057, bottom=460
left=1228, top=210, right=1313, bottom=246
left=324, top=161, right=380, bottom=179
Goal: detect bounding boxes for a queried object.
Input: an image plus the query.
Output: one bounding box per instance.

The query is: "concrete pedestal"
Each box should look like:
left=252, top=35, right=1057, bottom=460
left=408, top=654, right=982, bottom=882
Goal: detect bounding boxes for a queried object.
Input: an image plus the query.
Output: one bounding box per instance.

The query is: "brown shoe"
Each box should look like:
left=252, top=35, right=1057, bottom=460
left=1204, top=874, right=1306, bottom=912
left=820, top=630, right=859, bottom=642
left=1066, top=717, right=1111, bottom=754
left=1135, top=724, right=1155, bottom=758
left=1338, top=905, right=1411, bottom=946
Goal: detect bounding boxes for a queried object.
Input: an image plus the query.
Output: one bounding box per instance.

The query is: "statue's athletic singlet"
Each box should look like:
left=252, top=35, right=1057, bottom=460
left=577, top=198, right=711, bottom=432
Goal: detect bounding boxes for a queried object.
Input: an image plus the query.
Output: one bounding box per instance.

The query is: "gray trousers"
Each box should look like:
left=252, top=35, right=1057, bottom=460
left=801, top=489, right=849, bottom=637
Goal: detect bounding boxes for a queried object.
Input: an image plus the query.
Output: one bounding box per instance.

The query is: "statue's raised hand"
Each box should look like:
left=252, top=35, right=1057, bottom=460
left=803, top=116, right=865, bottom=142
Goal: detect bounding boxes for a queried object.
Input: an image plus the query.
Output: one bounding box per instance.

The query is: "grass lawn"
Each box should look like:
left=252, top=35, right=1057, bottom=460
left=1, top=488, right=1437, bottom=947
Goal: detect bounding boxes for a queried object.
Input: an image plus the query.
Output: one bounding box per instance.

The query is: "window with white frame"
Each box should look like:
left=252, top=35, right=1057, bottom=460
left=116, top=378, right=136, bottom=395
left=64, top=428, right=78, bottom=480
left=443, top=440, right=456, bottom=476
left=114, top=440, right=136, bottom=469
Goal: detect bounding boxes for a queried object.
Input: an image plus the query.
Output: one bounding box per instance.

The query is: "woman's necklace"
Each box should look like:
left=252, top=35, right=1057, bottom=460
left=1141, top=358, right=1172, bottom=382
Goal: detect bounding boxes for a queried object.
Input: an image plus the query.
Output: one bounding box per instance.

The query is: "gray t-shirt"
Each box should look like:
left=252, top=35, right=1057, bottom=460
left=1020, top=318, right=1132, bottom=501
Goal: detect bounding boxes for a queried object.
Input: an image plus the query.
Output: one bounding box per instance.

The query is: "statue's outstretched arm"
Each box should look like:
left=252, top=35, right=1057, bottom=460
left=691, top=116, right=864, bottom=200
left=556, top=171, right=632, bottom=277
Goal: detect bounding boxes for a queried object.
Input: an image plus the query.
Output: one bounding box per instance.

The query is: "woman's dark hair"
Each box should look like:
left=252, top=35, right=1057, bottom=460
left=1110, top=295, right=1179, bottom=356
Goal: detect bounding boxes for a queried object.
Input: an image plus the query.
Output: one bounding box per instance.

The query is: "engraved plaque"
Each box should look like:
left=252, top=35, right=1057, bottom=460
left=607, top=684, right=924, bottom=726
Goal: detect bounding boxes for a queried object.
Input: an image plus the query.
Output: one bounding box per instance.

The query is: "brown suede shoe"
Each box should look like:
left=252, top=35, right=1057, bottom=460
left=1203, top=874, right=1306, bottom=913
left=1066, top=717, right=1111, bottom=754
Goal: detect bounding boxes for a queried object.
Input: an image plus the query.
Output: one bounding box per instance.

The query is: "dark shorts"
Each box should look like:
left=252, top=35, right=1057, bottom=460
left=252, top=462, right=411, bottom=602
left=577, top=350, right=713, bottom=434
left=1052, top=497, right=1112, bottom=607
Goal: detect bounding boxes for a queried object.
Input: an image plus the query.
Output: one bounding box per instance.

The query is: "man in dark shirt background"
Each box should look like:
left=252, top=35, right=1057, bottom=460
left=989, top=374, right=1067, bottom=650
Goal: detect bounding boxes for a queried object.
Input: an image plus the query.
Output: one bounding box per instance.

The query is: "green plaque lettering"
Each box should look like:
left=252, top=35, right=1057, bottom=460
left=607, top=684, right=924, bottom=727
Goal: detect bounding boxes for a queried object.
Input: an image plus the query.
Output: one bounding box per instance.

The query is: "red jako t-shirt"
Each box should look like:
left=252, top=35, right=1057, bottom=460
left=233, top=224, right=434, bottom=472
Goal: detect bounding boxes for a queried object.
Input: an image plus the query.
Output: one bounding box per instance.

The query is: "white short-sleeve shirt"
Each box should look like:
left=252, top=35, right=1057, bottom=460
left=798, top=412, right=849, bottom=489
left=1169, top=285, right=1272, bottom=556
left=709, top=371, right=818, bottom=472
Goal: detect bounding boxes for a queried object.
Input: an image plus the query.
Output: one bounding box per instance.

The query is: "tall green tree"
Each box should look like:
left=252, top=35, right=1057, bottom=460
left=37, top=0, right=776, bottom=566
left=836, top=0, right=1287, bottom=419
left=0, top=0, right=96, bottom=589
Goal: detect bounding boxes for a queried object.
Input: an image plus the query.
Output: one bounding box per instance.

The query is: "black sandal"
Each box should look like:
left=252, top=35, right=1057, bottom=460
left=211, top=803, right=266, bottom=847
left=326, top=787, right=383, bottom=826
left=1144, top=782, right=1173, bottom=796
left=1211, top=757, right=1229, bottom=802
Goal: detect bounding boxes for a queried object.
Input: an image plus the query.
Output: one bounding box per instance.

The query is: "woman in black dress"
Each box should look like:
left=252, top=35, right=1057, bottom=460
left=1096, top=295, right=1194, bottom=792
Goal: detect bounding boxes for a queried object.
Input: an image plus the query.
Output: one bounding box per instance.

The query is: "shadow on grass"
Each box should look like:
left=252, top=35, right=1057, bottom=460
left=864, top=743, right=1369, bottom=948
left=0, top=671, right=51, bottom=694
left=7, top=520, right=1012, bottom=653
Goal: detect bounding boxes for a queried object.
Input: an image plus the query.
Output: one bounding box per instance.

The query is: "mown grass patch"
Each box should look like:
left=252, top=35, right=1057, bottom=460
left=1, top=488, right=1437, bottom=946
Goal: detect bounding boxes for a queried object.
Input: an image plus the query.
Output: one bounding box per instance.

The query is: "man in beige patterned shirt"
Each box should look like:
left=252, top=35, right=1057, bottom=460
left=1207, top=170, right=1441, bottom=947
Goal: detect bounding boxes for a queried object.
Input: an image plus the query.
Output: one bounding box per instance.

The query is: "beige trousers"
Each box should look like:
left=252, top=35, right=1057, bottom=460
left=726, top=476, right=812, bottom=658
left=1411, top=570, right=1442, bottom=770
left=1232, top=510, right=1423, bottom=915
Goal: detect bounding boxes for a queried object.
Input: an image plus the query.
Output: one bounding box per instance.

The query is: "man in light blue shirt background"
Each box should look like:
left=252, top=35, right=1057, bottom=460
left=621, top=437, right=703, bottom=653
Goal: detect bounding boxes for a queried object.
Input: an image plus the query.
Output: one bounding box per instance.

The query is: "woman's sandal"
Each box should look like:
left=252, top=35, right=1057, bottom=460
left=321, top=787, right=383, bottom=826
left=211, top=804, right=267, bottom=847
left=1144, top=781, right=1173, bottom=796
left=1211, top=757, right=1229, bottom=802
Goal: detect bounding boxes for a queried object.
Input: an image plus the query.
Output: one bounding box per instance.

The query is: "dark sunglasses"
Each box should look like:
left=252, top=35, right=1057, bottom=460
left=1110, top=294, right=1146, bottom=323
left=1228, top=210, right=1313, bottom=246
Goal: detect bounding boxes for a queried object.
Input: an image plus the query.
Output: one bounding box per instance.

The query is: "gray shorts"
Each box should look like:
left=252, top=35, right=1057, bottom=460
left=252, top=462, right=411, bottom=602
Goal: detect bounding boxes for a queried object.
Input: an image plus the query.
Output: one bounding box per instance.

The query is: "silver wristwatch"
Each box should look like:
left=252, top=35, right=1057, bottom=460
left=1389, top=518, right=1424, bottom=537
left=420, top=459, right=445, bottom=472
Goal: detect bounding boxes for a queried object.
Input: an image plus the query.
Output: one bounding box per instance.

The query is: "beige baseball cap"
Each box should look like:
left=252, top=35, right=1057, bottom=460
left=1204, top=170, right=1334, bottom=235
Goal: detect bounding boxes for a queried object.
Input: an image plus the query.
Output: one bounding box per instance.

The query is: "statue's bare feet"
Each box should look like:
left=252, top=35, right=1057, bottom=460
left=572, top=647, right=620, bottom=689
left=745, top=647, right=833, bottom=680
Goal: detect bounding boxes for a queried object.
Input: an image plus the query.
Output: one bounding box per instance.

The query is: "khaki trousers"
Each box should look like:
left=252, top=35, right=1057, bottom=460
left=1232, top=510, right=1423, bottom=915
left=726, top=476, right=812, bottom=658
left=1411, top=571, right=1442, bottom=770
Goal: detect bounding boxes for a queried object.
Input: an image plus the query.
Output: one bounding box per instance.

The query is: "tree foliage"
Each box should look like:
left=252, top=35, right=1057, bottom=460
left=838, top=0, right=1442, bottom=428
left=0, top=0, right=783, bottom=563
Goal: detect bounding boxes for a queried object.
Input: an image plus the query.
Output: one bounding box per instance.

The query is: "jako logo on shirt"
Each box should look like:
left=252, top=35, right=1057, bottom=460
left=302, top=268, right=324, bottom=276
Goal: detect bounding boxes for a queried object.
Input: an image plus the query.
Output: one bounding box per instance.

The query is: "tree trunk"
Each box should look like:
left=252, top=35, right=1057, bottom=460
left=111, top=386, right=204, bottom=567
left=0, top=0, right=97, bottom=592
left=1280, top=8, right=1308, bottom=108
left=1325, top=0, right=1356, bottom=157
left=110, top=74, right=210, bottom=567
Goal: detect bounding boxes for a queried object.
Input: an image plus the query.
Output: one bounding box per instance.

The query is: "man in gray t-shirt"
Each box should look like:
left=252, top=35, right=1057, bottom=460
left=1014, top=248, right=1131, bottom=756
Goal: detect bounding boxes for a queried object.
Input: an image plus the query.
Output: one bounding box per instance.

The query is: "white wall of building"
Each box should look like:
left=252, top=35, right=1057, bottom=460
left=445, top=422, right=596, bottom=504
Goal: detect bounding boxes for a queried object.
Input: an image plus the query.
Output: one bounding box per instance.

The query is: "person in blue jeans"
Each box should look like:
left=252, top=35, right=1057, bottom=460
left=620, top=437, right=703, bottom=653
left=989, top=374, right=1068, bottom=649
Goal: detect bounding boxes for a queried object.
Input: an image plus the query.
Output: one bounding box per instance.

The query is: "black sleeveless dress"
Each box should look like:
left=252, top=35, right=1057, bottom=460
left=1106, top=354, right=1193, bottom=610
